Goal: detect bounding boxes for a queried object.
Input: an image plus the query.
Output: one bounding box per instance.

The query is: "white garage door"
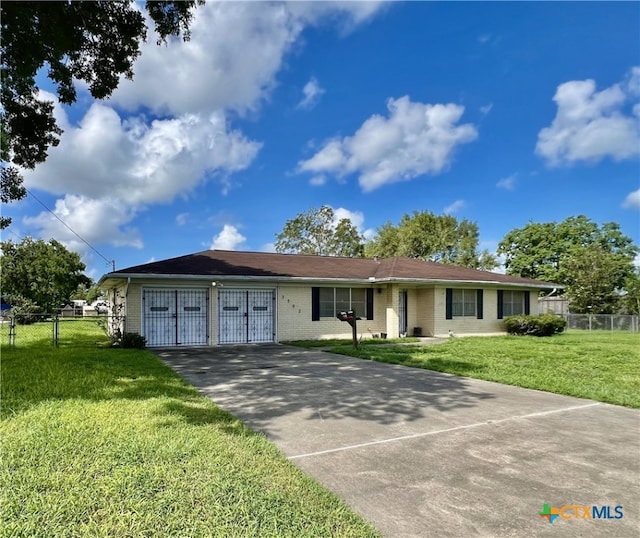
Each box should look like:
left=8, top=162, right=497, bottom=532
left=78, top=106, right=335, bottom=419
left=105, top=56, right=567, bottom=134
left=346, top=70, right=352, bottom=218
left=143, top=288, right=208, bottom=347
left=218, top=289, right=274, bottom=344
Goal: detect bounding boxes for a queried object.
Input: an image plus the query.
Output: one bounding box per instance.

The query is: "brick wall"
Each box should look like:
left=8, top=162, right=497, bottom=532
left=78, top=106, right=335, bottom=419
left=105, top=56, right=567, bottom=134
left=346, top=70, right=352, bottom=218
left=432, top=287, right=540, bottom=337
left=276, top=284, right=386, bottom=341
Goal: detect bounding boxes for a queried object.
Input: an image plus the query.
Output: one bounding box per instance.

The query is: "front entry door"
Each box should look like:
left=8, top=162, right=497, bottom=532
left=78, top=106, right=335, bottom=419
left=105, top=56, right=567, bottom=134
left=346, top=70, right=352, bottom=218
left=218, top=289, right=274, bottom=344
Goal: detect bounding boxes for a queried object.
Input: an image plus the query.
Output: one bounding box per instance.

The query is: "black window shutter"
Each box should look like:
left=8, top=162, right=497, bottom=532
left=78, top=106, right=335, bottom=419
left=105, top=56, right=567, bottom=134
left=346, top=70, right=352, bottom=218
left=311, top=287, right=320, bottom=321
left=366, top=288, right=374, bottom=320
left=497, top=290, right=504, bottom=319
left=524, top=291, right=530, bottom=315
left=445, top=288, right=453, bottom=320
left=476, top=289, right=483, bottom=319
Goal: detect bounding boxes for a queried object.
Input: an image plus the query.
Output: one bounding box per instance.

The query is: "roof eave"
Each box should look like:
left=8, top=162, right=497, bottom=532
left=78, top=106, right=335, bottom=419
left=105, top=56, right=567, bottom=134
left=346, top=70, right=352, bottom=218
left=99, top=272, right=562, bottom=290
left=372, top=277, right=562, bottom=289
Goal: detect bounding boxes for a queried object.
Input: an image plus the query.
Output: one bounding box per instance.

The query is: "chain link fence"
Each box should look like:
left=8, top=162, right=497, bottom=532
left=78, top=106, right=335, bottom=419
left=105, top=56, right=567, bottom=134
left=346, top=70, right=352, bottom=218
left=563, top=313, right=639, bottom=332
left=0, top=314, right=118, bottom=348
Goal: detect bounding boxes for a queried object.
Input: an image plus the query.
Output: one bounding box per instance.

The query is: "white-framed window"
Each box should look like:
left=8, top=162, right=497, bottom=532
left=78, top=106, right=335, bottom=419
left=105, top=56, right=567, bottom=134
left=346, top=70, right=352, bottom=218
left=452, top=289, right=476, bottom=317
left=502, top=290, right=525, bottom=316
left=319, top=287, right=367, bottom=318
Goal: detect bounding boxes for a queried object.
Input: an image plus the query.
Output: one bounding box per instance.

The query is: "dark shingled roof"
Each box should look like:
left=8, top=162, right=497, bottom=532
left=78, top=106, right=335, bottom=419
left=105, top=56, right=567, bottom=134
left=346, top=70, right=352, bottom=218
left=107, top=250, right=561, bottom=288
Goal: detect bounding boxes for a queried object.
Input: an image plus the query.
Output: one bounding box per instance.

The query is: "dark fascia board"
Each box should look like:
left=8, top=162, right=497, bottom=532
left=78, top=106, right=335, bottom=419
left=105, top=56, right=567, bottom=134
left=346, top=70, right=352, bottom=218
left=98, top=272, right=563, bottom=291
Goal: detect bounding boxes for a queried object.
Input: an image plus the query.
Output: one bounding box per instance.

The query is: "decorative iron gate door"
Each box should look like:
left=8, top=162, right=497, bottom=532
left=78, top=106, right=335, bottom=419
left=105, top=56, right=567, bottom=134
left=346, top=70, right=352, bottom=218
left=143, top=289, right=208, bottom=346
left=177, top=289, right=208, bottom=345
left=218, top=289, right=274, bottom=344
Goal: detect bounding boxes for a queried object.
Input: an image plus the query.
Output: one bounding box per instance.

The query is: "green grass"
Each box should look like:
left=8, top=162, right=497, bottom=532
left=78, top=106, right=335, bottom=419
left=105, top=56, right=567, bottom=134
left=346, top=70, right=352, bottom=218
left=296, top=331, right=640, bottom=408
left=0, top=318, right=108, bottom=348
left=1, top=325, right=379, bottom=537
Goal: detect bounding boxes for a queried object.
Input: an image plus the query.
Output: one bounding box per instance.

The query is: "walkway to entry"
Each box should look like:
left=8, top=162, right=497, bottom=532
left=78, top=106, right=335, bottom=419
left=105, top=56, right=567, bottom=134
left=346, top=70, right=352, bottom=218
left=155, top=344, right=639, bottom=538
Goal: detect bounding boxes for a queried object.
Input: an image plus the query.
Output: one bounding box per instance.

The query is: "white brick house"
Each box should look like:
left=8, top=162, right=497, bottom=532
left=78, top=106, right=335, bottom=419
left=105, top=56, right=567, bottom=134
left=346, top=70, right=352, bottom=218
left=97, top=250, right=561, bottom=347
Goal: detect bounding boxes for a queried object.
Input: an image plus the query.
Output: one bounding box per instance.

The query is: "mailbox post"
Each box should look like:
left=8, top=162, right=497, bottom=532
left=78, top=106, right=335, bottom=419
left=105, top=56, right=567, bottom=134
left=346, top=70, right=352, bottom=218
left=336, top=309, right=358, bottom=348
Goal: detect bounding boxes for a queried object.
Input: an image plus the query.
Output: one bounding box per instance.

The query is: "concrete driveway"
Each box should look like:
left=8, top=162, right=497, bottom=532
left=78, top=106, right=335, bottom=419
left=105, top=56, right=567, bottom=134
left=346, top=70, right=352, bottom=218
left=154, top=344, right=639, bottom=538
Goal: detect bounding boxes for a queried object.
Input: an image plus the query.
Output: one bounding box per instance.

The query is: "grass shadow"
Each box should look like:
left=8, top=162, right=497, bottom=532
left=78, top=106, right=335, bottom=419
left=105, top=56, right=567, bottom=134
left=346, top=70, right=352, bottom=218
left=3, top=345, right=218, bottom=421
left=2, top=345, right=261, bottom=440
left=155, top=400, right=255, bottom=438
left=349, top=346, right=488, bottom=375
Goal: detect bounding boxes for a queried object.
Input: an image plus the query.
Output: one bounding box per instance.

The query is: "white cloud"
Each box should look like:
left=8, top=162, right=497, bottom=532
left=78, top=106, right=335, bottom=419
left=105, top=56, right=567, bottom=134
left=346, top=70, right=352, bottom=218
left=111, top=2, right=384, bottom=116
left=22, top=97, right=261, bottom=249
left=536, top=68, right=640, bottom=165
left=111, top=2, right=300, bottom=116
left=626, top=66, right=640, bottom=96
left=297, top=77, right=325, bottom=109
left=332, top=207, right=364, bottom=229
left=300, top=140, right=347, bottom=173
left=362, top=228, right=376, bottom=241
left=496, top=173, right=517, bottom=190
left=288, top=1, right=387, bottom=29
left=443, top=199, right=466, bottom=214
left=24, top=195, right=143, bottom=254
left=176, top=213, right=189, bottom=226
left=480, top=103, right=493, bottom=116
left=260, top=242, right=277, bottom=253
left=210, top=224, right=246, bottom=250
left=622, top=189, right=640, bottom=210
left=309, top=175, right=327, bottom=186
left=331, top=206, right=374, bottom=239
left=298, top=96, right=477, bottom=191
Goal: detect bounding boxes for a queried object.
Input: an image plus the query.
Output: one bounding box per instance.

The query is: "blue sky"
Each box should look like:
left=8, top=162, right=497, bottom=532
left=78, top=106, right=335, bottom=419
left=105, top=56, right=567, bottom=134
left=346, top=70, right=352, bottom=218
left=7, top=1, right=640, bottom=280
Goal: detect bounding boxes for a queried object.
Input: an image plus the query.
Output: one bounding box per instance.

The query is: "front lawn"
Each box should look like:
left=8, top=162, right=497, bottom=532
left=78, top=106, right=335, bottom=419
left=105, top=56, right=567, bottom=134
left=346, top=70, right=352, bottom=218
left=302, top=331, right=640, bottom=408
left=1, top=327, right=379, bottom=537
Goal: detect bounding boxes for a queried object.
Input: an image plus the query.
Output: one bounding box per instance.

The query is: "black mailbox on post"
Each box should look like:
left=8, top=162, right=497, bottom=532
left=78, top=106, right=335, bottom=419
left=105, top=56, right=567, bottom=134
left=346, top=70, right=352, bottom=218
left=336, top=310, right=358, bottom=348
left=336, top=310, right=356, bottom=325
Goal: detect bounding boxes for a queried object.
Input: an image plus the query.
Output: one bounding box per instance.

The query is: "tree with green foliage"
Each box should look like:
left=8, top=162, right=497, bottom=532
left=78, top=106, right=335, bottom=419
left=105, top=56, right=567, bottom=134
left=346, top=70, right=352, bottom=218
left=70, top=281, right=101, bottom=302
left=619, top=268, right=640, bottom=315
left=364, top=210, right=498, bottom=270
left=562, top=244, right=631, bottom=314
left=1, top=0, right=201, bottom=228
left=497, top=215, right=638, bottom=313
left=275, top=206, right=364, bottom=257
left=0, top=238, right=91, bottom=314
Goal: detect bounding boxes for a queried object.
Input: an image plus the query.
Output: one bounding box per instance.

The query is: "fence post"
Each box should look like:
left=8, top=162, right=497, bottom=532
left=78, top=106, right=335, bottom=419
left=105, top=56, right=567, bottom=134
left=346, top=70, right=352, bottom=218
left=9, top=315, right=16, bottom=348
left=52, top=315, right=59, bottom=347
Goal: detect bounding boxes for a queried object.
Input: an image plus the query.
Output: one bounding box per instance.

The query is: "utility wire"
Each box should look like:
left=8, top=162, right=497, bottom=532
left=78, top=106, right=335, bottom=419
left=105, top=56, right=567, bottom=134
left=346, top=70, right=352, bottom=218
left=25, top=188, right=115, bottom=271
left=4, top=228, right=25, bottom=242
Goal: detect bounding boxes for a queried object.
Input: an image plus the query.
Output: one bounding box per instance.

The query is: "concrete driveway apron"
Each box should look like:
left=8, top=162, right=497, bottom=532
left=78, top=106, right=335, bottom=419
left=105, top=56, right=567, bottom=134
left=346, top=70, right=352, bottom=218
left=155, top=344, right=640, bottom=538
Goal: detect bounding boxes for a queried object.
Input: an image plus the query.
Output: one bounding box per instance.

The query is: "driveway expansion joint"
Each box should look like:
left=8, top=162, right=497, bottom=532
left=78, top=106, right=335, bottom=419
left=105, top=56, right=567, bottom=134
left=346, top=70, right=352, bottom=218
left=288, top=402, right=602, bottom=460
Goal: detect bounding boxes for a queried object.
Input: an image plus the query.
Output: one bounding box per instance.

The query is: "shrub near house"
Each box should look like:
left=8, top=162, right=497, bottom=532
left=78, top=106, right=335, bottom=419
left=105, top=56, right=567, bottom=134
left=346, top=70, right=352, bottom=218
left=504, top=314, right=566, bottom=336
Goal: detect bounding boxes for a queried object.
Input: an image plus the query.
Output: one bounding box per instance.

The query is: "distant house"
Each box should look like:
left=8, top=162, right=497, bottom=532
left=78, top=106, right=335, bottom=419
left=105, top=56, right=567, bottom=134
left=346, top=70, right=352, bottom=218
left=60, top=300, right=85, bottom=318
left=83, top=301, right=109, bottom=317
left=97, top=250, right=562, bottom=347
left=538, top=295, right=569, bottom=315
